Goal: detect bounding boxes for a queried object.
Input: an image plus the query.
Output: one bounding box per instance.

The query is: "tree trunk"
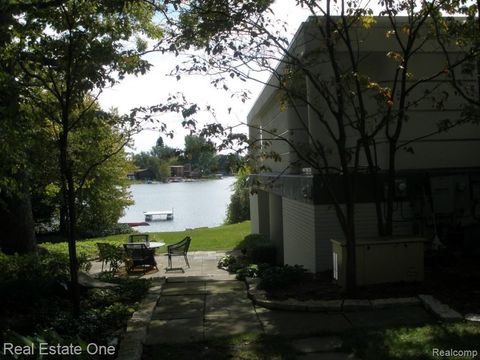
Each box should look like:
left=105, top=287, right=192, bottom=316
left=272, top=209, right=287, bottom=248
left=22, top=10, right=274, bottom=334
left=0, top=176, right=37, bottom=254
left=59, top=201, right=68, bottom=238
left=59, top=133, right=80, bottom=317
left=385, top=141, right=396, bottom=236
left=362, top=141, right=386, bottom=236
left=343, top=173, right=357, bottom=297
left=66, top=173, right=80, bottom=317
left=344, top=204, right=356, bottom=297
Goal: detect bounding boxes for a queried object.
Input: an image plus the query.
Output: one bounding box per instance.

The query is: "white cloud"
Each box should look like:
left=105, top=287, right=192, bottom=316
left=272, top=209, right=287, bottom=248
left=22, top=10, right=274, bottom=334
left=98, top=1, right=310, bottom=153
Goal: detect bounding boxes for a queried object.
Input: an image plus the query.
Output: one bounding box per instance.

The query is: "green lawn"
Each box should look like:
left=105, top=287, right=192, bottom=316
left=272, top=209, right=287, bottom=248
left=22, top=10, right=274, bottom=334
left=144, top=333, right=296, bottom=360
left=143, top=322, right=480, bottom=360
left=41, top=221, right=251, bottom=258
left=345, top=322, right=480, bottom=360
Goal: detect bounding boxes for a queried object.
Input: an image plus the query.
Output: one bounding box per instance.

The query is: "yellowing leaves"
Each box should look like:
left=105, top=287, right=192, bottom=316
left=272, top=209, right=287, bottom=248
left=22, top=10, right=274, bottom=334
left=386, top=51, right=403, bottom=63
left=386, top=30, right=396, bottom=39
left=360, top=16, right=376, bottom=29
left=367, top=81, right=392, bottom=103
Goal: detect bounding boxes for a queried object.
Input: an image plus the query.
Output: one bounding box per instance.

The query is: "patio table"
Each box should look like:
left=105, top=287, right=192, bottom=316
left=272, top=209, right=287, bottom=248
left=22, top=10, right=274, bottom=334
left=148, top=241, right=165, bottom=249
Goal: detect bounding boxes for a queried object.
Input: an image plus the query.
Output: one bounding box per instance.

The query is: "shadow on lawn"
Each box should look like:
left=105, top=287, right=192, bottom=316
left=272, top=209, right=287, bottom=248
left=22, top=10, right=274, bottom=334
left=344, top=322, right=480, bottom=360
left=143, top=333, right=296, bottom=360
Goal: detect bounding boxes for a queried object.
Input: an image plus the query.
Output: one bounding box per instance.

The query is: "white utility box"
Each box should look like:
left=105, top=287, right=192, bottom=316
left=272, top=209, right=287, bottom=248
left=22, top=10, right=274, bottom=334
left=331, top=237, right=426, bottom=289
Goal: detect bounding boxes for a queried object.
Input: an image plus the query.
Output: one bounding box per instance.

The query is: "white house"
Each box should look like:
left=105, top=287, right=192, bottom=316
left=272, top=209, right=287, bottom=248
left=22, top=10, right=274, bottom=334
left=248, top=16, right=480, bottom=273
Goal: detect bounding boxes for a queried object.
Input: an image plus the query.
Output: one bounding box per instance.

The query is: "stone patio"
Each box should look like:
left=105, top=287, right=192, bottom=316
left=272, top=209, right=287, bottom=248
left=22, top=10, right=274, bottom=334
left=89, top=250, right=236, bottom=281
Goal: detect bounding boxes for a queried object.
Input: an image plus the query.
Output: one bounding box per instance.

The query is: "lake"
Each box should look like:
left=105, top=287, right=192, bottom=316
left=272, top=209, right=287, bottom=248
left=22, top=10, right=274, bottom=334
left=119, top=177, right=236, bottom=232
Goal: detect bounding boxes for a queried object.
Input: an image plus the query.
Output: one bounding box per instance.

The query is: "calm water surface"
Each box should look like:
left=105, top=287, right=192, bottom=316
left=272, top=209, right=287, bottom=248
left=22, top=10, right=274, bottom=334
left=119, top=177, right=235, bottom=232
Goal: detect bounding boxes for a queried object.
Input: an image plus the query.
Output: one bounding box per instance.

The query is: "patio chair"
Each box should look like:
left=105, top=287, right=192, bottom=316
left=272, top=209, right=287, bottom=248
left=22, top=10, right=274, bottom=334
left=128, top=233, right=149, bottom=244
left=96, top=242, right=110, bottom=271
left=165, top=236, right=192, bottom=270
left=165, top=236, right=191, bottom=270
left=123, top=243, right=158, bottom=273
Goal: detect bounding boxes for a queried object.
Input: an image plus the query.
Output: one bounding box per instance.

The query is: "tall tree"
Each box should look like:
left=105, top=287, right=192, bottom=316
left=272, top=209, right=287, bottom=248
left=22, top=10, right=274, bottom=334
left=15, top=0, right=162, bottom=315
left=0, top=1, right=44, bottom=254
left=27, top=100, right=135, bottom=238
left=184, top=134, right=217, bottom=174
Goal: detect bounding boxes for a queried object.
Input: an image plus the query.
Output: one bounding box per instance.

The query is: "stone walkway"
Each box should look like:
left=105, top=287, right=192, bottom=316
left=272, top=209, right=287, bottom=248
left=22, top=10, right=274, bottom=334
left=103, top=251, right=435, bottom=360
left=145, top=279, right=261, bottom=345
left=143, top=276, right=434, bottom=359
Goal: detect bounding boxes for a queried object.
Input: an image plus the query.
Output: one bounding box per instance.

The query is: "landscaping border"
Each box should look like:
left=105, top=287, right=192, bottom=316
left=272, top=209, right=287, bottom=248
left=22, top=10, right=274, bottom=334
left=116, top=278, right=165, bottom=360
left=245, top=277, right=474, bottom=322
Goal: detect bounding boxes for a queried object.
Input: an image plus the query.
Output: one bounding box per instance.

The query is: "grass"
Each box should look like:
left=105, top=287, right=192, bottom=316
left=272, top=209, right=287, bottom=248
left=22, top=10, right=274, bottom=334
left=345, top=322, right=480, bottom=360
left=143, top=333, right=296, bottom=360
left=142, top=323, right=480, bottom=360
left=41, top=221, right=251, bottom=258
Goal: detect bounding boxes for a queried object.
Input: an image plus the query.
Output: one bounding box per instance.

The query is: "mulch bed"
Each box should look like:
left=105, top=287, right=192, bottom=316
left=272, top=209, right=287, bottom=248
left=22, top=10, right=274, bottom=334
left=265, top=253, right=480, bottom=314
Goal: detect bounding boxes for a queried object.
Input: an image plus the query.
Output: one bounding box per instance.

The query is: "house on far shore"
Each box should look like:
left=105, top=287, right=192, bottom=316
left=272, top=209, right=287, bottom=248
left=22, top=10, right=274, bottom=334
left=169, top=165, right=184, bottom=178
left=129, top=168, right=154, bottom=181
left=169, top=164, right=192, bottom=178
left=248, top=16, right=480, bottom=277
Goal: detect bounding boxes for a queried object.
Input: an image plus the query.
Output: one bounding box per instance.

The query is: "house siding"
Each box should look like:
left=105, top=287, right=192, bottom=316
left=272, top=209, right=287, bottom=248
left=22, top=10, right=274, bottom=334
left=269, top=193, right=284, bottom=263
left=283, top=198, right=316, bottom=272
left=250, top=193, right=260, bottom=234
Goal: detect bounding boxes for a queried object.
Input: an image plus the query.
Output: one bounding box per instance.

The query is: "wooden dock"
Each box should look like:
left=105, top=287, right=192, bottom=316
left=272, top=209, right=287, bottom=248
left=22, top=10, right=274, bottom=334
left=144, top=210, right=174, bottom=221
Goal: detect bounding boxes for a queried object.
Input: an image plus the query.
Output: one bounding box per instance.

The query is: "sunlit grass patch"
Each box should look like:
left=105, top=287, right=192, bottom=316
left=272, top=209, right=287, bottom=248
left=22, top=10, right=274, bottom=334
left=42, top=221, right=251, bottom=259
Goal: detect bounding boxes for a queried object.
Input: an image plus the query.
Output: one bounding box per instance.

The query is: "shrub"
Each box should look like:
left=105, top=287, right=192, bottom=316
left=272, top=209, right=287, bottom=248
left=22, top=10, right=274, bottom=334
left=240, top=234, right=269, bottom=252
left=98, top=243, right=124, bottom=273
left=0, top=251, right=91, bottom=306
left=217, top=254, right=248, bottom=273
left=218, top=254, right=237, bottom=269
left=79, top=223, right=133, bottom=238
left=235, top=263, right=271, bottom=280
left=258, top=265, right=307, bottom=290
left=249, top=244, right=277, bottom=265
left=237, top=234, right=277, bottom=265
left=225, top=169, right=250, bottom=224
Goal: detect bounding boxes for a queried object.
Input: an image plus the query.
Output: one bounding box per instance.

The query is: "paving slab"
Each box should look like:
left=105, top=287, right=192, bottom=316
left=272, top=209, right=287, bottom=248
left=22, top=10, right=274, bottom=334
left=255, top=307, right=352, bottom=336
left=153, top=294, right=205, bottom=320
left=342, top=299, right=371, bottom=311
left=191, top=252, right=217, bottom=261
left=155, top=294, right=205, bottom=311
left=419, top=294, right=463, bottom=322
left=145, top=317, right=204, bottom=344
left=204, top=312, right=263, bottom=339
left=345, top=306, right=433, bottom=328
left=205, top=293, right=253, bottom=314
left=370, top=297, right=420, bottom=309
left=152, top=308, right=203, bottom=320
left=161, top=281, right=206, bottom=295
left=166, top=276, right=217, bottom=283
left=297, top=353, right=360, bottom=360
left=465, top=313, right=480, bottom=322
left=155, top=294, right=205, bottom=312
left=205, top=280, right=246, bottom=294
left=292, top=336, right=343, bottom=353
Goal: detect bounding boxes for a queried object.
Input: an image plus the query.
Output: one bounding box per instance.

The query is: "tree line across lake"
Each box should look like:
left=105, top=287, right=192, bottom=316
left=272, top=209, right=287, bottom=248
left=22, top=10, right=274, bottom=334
left=132, top=134, right=244, bottom=181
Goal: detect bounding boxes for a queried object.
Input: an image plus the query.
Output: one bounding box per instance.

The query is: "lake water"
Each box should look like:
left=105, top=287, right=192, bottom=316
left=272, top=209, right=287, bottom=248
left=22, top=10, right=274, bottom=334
left=119, top=177, right=236, bottom=232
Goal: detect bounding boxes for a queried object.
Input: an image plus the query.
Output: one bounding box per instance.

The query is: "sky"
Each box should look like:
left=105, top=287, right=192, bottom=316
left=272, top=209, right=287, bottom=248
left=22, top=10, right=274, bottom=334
left=98, top=1, right=311, bottom=153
